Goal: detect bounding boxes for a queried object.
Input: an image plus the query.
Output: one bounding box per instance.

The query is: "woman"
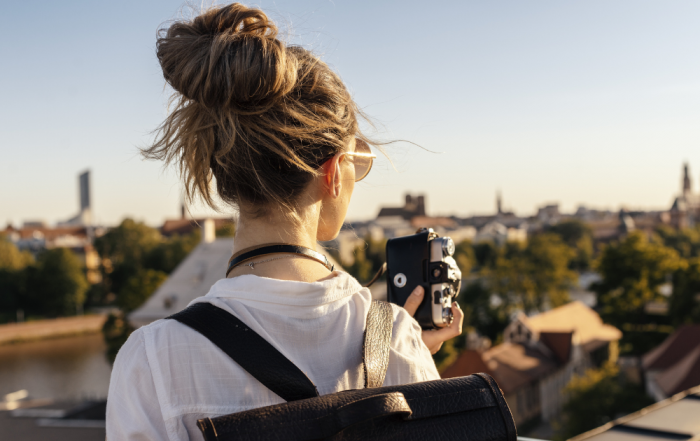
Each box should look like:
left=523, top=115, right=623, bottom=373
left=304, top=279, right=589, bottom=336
left=106, top=3, right=463, bottom=440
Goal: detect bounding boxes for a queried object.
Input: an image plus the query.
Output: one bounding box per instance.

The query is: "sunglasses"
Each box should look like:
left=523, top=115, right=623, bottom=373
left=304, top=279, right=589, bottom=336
left=318, top=139, right=376, bottom=182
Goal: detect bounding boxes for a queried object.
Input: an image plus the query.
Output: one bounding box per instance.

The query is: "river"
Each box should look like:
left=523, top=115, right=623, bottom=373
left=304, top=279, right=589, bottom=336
left=0, top=333, right=112, bottom=401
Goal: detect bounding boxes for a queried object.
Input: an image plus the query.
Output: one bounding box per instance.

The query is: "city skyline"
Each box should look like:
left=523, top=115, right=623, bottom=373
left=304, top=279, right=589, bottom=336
left=2, top=0, right=699, bottom=226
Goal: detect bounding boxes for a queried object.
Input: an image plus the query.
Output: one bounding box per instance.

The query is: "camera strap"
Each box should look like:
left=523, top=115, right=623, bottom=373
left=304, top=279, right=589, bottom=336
left=363, top=262, right=387, bottom=288
left=226, top=244, right=334, bottom=276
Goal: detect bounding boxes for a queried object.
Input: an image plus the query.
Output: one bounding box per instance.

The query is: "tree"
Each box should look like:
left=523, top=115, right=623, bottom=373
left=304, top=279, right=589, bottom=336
left=655, top=225, right=700, bottom=259
left=116, top=269, right=168, bottom=312
left=473, top=241, right=499, bottom=269
left=94, top=218, right=162, bottom=295
left=27, top=248, right=89, bottom=317
left=0, top=240, right=34, bottom=322
left=592, top=231, right=683, bottom=329
left=102, top=311, right=135, bottom=364
left=345, top=236, right=387, bottom=284
left=0, top=239, right=34, bottom=271
left=669, top=257, right=700, bottom=326
left=458, top=280, right=510, bottom=343
left=454, top=240, right=475, bottom=276
left=558, top=363, right=654, bottom=440
left=145, top=233, right=200, bottom=274
left=487, top=234, right=575, bottom=314
left=215, top=223, right=236, bottom=237
left=548, top=220, right=594, bottom=270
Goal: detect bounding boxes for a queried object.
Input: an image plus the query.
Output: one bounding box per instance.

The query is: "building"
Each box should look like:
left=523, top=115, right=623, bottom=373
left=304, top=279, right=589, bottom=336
left=669, top=163, right=700, bottom=229
left=441, top=301, right=621, bottom=426
left=569, top=384, right=700, bottom=441
left=58, top=170, right=93, bottom=227
left=474, top=221, right=528, bottom=245
left=642, top=324, right=700, bottom=401
left=376, top=194, right=426, bottom=221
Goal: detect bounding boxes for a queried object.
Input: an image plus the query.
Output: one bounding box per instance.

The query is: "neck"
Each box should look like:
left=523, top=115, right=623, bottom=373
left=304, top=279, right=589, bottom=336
left=228, top=201, right=334, bottom=282
left=232, top=208, right=319, bottom=254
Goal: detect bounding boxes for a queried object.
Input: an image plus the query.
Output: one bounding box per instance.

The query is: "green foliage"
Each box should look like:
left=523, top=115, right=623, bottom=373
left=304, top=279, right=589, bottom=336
left=618, top=324, right=673, bottom=356
left=27, top=248, right=89, bottom=317
left=669, top=257, right=700, bottom=326
left=345, top=236, right=386, bottom=284
left=454, top=240, right=475, bottom=276
left=0, top=269, right=28, bottom=321
left=655, top=225, right=700, bottom=259
left=593, top=231, right=683, bottom=328
left=144, top=232, right=200, bottom=274
left=558, top=363, right=654, bottom=440
left=0, top=239, right=33, bottom=321
left=102, top=312, right=135, bottom=365
left=433, top=336, right=462, bottom=371
left=0, top=239, right=34, bottom=271
left=94, top=218, right=162, bottom=269
left=116, top=269, right=168, bottom=312
left=487, top=233, right=576, bottom=314
left=473, top=241, right=498, bottom=268
left=94, top=218, right=199, bottom=304
left=547, top=220, right=594, bottom=270
left=215, top=223, right=236, bottom=237
left=459, top=281, right=510, bottom=342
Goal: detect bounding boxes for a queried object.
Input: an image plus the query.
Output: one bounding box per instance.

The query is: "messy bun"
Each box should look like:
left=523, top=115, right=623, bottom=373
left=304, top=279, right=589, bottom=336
left=157, top=5, right=296, bottom=114
left=144, top=3, right=365, bottom=216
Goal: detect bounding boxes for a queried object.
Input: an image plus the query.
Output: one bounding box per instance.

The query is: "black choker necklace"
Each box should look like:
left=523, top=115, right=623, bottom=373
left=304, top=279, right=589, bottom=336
left=226, top=244, right=334, bottom=276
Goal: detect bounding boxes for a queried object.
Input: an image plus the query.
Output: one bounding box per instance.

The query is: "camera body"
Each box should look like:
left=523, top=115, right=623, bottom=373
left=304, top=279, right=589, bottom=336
left=386, top=228, right=462, bottom=329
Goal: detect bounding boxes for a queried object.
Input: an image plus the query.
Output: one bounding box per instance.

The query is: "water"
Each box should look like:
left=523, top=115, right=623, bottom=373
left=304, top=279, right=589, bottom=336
left=0, top=333, right=112, bottom=401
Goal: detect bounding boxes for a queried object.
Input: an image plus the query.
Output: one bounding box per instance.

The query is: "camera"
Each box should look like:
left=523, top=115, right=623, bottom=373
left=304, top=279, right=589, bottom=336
left=386, top=228, right=462, bottom=329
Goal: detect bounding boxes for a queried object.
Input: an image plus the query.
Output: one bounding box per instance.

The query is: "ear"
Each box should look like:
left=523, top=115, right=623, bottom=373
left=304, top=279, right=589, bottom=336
left=325, top=155, right=344, bottom=198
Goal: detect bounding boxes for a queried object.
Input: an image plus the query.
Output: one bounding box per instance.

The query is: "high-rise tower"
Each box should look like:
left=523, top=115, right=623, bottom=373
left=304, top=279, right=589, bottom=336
left=79, top=170, right=92, bottom=226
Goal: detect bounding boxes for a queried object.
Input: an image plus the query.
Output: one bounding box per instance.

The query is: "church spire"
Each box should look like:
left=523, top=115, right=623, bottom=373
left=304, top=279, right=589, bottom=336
left=683, top=162, right=691, bottom=196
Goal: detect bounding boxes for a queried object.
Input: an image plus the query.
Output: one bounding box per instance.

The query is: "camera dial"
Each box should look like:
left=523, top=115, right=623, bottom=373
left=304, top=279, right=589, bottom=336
left=441, top=237, right=455, bottom=257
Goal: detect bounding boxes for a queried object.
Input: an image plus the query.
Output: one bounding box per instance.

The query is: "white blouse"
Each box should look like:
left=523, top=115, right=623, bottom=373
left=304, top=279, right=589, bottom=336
left=106, top=271, right=440, bottom=441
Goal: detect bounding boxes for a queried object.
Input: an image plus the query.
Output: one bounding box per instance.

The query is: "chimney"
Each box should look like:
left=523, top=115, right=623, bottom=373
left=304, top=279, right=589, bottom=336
left=202, top=219, right=215, bottom=243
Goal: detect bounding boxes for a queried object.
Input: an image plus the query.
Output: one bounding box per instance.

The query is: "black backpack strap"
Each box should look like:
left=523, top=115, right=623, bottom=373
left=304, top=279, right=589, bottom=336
left=363, top=300, right=393, bottom=388
left=168, top=302, right=320, bottom=402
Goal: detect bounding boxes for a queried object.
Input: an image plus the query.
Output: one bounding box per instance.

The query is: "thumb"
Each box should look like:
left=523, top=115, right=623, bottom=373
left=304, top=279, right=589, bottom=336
left=403, top=285, right=424, bottom=317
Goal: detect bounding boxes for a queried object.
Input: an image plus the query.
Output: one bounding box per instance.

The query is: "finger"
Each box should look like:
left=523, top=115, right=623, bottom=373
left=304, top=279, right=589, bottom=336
left=421, top=303, right=464, bottom=353
left=403, top=285, right=424, bottom=317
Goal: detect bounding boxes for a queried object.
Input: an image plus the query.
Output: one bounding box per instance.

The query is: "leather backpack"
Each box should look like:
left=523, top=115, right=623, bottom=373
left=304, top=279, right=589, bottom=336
left=169, top=301, right=518, bottom=441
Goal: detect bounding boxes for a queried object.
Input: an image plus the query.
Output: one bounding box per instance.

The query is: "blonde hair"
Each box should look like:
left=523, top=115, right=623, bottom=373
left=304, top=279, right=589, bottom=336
left=144, top=3, right=367, bottom=216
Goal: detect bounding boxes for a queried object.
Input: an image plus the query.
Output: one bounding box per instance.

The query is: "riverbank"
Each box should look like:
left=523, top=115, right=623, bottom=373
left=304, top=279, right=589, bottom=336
left=0, top=315, right=107, bottom=346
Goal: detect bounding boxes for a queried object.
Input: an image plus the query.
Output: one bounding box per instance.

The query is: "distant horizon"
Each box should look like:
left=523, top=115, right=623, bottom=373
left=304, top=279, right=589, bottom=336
left=4, top=180, right=684, bottom=229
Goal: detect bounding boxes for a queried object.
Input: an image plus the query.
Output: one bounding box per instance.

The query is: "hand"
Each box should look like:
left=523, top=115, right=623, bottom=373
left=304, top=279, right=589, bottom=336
left=402, top=285, right=464, bottom=354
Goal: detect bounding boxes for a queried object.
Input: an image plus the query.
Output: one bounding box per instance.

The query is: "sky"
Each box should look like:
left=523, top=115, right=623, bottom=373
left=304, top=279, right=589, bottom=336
left=1, top=0, right=699, bottom=227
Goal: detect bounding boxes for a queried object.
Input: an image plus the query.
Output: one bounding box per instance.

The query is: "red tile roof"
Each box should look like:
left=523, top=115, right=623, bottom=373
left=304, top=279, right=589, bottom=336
left=539, top=331, right=573, bottom=364
left=440, top=350, right=492, bottom=379
left=654, top=345, right=700, bottom=397
left=643, top=325, right=700, bottom=371
left=441, top=343, right=557, bottom=394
